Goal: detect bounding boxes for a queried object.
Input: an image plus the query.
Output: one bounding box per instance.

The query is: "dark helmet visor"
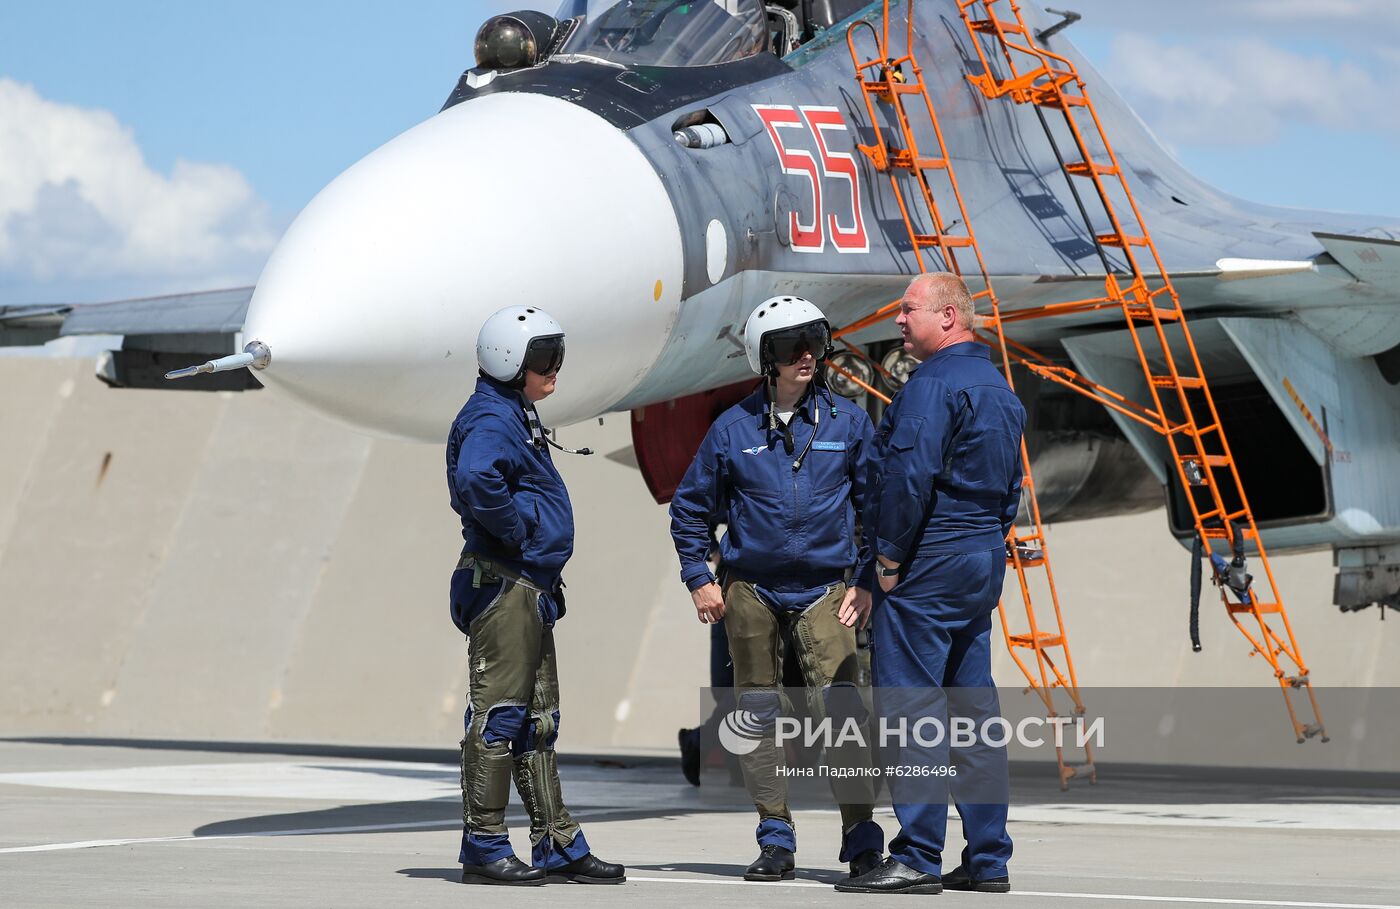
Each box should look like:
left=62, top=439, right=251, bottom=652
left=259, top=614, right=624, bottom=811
left=763, top=321, right=831, bottom=367
left=523, top=335, right=565, bottom=376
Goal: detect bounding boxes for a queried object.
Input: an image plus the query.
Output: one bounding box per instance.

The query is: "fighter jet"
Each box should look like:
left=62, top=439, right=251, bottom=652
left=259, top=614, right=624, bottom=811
left=3, top=0, right=1398, bottom=612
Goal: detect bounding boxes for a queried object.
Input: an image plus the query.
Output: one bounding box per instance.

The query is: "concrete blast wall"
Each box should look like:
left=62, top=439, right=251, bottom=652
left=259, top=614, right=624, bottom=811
left=1, top=359, right=1396, bottom=773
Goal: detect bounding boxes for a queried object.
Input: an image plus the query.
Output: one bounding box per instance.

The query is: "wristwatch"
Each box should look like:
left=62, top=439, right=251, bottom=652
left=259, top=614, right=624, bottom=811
left=877, top=562, right=901, bottom=578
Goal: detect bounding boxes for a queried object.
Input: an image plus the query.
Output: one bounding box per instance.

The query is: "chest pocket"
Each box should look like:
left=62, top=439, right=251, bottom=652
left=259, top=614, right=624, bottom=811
left=727, top=440, right=782, bottom=500
left=808, top=439, right=849, bottom=493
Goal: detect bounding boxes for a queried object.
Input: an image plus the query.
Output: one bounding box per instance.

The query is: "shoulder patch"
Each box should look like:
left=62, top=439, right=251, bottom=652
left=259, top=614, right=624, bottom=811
left=812, top=440, right=846, bottom=452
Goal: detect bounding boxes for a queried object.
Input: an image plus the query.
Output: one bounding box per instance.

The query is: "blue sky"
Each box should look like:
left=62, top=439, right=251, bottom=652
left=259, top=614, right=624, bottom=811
left=1, top=0, right=1396, bottom=307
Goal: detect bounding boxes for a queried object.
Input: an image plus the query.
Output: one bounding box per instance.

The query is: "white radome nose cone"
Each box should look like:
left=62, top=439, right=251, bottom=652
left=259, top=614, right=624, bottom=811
left=243, top=92, right=684, bottom=440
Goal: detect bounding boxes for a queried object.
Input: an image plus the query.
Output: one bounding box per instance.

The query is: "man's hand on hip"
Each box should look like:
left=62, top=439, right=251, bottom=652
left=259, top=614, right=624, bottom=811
left=838, top=585, right=873, bottom=629
left=691, top=582, right=726, bottom=624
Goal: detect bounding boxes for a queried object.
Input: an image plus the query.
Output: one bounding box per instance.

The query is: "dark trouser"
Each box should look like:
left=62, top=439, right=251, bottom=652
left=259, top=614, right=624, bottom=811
left=871, top=548, right=1013, bottom=879
left=723, top=577, right=883, bottom=861
left=453, top=557, right=589, bottom=869
left=700, top=617, right=735, bottom=742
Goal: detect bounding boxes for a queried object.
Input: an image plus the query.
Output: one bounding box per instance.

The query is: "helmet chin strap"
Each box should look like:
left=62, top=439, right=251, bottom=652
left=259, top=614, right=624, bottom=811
left=522, top=396, right=593, bottom=456
left=765, top=358, right=842, bottom=470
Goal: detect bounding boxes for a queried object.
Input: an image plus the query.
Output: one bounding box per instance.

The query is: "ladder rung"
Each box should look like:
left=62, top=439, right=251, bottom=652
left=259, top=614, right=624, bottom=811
left=1197, top=423, right=1221, bottom=436
left=1126, top=306, right=1180, bottom=322
left=1033, top=89, right=1087, bottom=108
left=1009, top=632, right=1064, bottom=648
left=888, top=150, right=948, bottom=170
left=1179, top=453, right=1229, bottom=467
left=968, top=17, right=1025, bottom=35
left=913, top=234, right=975, bottom=248
left=861, top=80, right=925, bottom=96
left=1150, top=374, right=1205, bottom=389
left=1229, top=601, right=1282, bottom=615
left=1097, top=233, right=1148, bottom=247
left=1017, top=66, right=1078, bottom=86
left=1065, top=161, right=1118, bottom=177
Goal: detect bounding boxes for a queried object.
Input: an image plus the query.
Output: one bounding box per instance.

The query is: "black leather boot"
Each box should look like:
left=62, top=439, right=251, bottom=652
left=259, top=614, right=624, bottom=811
left=848, top=849, right=883, bottom=879
left=460, top=855, right=547, bottom=886
left=942, top=864, right=1011, bottom=892
left=545, top=853, right=627, bottom=884
left=678, top=727, right=701, bottom=787
left=744, top=844, right=795, bottom=882
left=833, top=856, right=942, bottom=894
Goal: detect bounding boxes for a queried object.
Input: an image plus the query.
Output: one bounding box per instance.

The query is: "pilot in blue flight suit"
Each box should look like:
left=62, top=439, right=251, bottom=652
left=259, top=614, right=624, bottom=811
left=670, top=296, right=885, bottom=883
left=447, top=305, right=625, bottom=887
left=837, top=273, right=1024, bottom=896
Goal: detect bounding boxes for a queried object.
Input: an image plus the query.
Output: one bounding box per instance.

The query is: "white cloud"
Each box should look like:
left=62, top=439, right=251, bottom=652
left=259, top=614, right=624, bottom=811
left=0, top=79, right=276, bottom=284
left=1103, top=34, right=1397, bottom=146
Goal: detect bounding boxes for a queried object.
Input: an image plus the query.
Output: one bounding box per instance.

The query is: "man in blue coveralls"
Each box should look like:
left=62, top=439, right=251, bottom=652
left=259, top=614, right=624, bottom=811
left=446, top=305, right=625, bottom=886
left=670, top=296, right=885, bottom=883
left=837, top=273, right=1024, bottom=896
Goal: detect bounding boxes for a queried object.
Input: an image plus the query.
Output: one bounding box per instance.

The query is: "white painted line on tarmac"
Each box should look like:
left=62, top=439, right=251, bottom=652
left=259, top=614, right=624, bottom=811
left=626, top=877, right=1400, bottom=909
left=0, top=819, right=459, bottom=854
left=1007, top=893, right=1400, bottom=909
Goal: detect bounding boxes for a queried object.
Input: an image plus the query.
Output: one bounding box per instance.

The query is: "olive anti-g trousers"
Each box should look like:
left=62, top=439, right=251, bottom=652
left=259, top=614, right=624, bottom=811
left=457, top=557, right=588, bottom=869
left=723, top=577, right=880, bottom=858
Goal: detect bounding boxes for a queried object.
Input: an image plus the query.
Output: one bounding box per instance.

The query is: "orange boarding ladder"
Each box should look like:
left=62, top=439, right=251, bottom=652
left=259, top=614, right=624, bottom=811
left=830, top=0, right=1095, bottom=788
left=954, top=0, right=1325, bottom=741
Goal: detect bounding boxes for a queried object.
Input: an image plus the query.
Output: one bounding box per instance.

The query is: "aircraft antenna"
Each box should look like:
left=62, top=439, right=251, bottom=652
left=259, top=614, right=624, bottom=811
left=165, top=341, right=271, bottom=381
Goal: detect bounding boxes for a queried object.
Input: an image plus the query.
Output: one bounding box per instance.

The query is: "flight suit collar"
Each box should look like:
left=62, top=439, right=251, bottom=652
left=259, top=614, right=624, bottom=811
left=926, top=340, right=992, bottom=364
left=753, top=382, right=818, bottom=429
left=475, top=372, right=527, bottom=406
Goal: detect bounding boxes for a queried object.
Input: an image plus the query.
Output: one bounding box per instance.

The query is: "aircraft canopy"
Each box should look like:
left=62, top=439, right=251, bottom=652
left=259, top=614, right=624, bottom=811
left=555, top=0, right=768, bottom=67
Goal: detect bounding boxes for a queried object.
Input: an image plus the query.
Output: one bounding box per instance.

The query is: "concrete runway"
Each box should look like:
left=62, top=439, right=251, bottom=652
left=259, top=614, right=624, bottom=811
left=2, top=741, right=1398, bottom=908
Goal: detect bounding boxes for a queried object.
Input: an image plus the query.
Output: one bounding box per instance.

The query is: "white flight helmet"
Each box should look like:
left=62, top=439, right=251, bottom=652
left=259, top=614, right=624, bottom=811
left=476, top=305, right=565, bottom=387
left=743, top=295, right=832, bottom=375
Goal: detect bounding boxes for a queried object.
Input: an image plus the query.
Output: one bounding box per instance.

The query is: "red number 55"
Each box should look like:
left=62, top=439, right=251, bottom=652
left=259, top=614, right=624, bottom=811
left=753, top=104, right=869, bottom=255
